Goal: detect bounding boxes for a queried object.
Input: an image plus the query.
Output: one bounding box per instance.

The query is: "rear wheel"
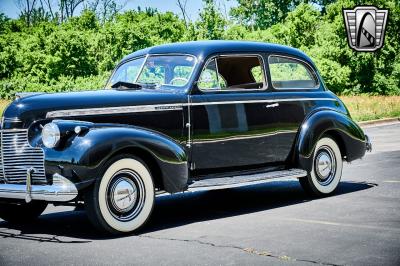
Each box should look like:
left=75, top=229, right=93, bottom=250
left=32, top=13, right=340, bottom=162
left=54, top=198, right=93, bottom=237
left=299, top=137, right=343, bottom=196
left=0, top=201, right=48, bottom=223
left=85, top=155, right=155, bottom=234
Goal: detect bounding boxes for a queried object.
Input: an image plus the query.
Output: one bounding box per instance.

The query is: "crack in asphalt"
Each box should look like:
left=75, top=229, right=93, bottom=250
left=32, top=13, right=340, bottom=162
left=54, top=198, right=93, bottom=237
left=0, top=231, right=90, bottom=244
left=139, top=234, right=344, bottom=266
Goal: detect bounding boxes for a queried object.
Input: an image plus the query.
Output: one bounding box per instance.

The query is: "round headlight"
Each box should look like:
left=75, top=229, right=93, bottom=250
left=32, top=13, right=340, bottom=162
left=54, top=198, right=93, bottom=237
left=42, top=123, right=60, bottom=148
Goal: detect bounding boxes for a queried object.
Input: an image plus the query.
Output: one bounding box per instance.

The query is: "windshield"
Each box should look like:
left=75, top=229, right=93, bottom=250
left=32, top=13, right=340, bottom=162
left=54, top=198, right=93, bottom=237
left=107, top=55, right=197, bottom=89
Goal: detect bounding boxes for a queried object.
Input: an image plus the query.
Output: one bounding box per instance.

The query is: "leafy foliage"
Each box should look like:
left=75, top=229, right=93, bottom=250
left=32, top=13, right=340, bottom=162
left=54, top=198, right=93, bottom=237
left=0, top=0, right=399, bottom=99
left=230, top=0, right=298, bottom=30
left=195, top=0, right=227, bottom=40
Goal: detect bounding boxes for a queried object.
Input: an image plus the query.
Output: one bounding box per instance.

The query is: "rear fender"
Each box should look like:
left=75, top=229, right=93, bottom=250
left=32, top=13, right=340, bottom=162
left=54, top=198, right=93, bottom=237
left=295, top=110, right=366, bottom=172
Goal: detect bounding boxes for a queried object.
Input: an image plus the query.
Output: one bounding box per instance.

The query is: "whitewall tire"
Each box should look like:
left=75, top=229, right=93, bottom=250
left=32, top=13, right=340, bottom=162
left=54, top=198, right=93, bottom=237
left=299, top=137, right=343, bottom=196
left=85, top=155, right=155, bottom=234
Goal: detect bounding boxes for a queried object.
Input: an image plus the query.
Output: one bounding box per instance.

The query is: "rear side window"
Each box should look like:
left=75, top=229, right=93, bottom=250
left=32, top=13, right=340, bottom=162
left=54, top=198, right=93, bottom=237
left=268, top=56, right=318, bottom=89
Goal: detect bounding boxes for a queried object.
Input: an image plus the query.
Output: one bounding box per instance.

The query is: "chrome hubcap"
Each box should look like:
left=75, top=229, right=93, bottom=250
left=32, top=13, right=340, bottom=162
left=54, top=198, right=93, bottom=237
left=316, top=152, right=332, bottom=179
left=314, top=146, right=336, bottom=185
left=106, top=169, right=146, bottom=222
left=110, top=178, right=137, bottom=213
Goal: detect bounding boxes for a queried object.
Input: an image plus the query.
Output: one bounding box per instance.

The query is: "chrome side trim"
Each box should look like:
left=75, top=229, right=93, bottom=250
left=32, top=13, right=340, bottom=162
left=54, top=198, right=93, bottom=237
left=187, top=168, right=307, bottom=192
left=47, top=104, right=184, bottom=118
left=193, top=129, right=297, bottom=144
left=155, top=168, right=308, bottom=196
left=189, top=98, right=335, bottom=106
left=46, top=98, right=337, bottom=118
left=0, top=173, right=78, bottom=202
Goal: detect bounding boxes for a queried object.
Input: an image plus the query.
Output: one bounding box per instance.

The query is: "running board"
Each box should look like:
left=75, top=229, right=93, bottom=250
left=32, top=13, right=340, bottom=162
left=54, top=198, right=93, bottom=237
left=187, top=168, right=307, bottom=192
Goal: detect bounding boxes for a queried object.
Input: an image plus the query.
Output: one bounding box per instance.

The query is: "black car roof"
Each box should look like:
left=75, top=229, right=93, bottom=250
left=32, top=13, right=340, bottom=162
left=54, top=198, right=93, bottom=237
left=121, top=40, right=314, bottom=65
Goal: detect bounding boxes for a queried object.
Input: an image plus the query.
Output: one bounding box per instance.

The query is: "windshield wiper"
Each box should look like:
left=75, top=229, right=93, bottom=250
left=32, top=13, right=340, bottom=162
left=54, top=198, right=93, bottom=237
left=111, top=81, right=143, bottom=90
left=111, top=81, right=160, bottom=90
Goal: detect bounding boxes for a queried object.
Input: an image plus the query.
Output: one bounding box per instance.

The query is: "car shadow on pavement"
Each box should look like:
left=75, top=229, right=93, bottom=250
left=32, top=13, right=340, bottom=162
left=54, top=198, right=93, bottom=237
left=0, top=180, right=377, bottom=242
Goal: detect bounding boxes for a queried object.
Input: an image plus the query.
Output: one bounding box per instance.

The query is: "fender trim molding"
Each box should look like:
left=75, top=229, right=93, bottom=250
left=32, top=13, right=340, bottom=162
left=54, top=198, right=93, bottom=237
left=46, top=98, right=337, bottom=118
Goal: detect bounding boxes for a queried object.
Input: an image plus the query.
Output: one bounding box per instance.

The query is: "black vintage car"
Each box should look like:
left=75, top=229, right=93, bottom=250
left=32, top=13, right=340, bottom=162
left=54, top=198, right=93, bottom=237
left=0, top=41, right=371, bottom=234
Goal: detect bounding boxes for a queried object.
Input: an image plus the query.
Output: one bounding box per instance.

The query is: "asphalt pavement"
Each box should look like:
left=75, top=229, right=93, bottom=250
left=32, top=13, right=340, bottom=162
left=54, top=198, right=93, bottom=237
left=0, top=123, right=399, bottom=265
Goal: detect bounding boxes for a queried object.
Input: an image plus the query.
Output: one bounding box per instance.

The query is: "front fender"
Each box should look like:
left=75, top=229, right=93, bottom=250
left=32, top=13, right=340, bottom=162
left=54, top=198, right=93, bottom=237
left=42, top=124, right=188, bottom=193
left=295, top=110, right=367, bottom=172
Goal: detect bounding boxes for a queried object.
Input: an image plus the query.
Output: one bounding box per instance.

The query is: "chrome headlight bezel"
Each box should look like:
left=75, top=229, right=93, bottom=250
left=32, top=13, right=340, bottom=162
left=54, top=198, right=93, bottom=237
left=42, top=122, right=61, bottom=148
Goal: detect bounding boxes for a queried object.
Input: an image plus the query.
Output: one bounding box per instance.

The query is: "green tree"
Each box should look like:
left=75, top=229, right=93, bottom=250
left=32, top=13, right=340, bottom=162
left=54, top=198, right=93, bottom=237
left=0, top=0, right=399, bottom=99
left=66, top=9, right=99, bottom=31
left=0, top=13, right=10, bottom=34
left=230, top=0, right=302, bottom=30
left=195, top=0, right=227, bottom=39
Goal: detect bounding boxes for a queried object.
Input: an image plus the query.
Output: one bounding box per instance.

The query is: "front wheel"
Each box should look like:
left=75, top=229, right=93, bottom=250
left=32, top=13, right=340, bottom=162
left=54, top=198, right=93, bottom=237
left=299, top=137, right=343, bottom=197
left=85, top=155, right=155, bottom=234
left=0, top=201, right=48, bottom=223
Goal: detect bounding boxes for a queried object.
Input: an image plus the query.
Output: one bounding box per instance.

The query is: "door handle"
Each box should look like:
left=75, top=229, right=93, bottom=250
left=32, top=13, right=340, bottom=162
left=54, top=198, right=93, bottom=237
left=265, top=103, right=279, bottom=108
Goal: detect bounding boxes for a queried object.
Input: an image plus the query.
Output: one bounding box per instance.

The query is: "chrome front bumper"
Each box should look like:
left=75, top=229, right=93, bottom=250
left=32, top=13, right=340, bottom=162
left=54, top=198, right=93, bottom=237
left=0, top=172, right=78, bottom=202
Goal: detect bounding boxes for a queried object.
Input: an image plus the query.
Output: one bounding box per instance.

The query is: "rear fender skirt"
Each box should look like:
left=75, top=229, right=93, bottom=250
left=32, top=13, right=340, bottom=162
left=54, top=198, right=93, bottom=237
left=295, top=110, right=366, bottom=172
left=43, top=126, right=188, bottom=193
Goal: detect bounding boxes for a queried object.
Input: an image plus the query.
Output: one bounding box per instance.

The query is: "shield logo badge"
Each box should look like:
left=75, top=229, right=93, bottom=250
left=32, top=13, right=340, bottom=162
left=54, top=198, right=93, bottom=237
left=343, top=6, right=389, bottom=52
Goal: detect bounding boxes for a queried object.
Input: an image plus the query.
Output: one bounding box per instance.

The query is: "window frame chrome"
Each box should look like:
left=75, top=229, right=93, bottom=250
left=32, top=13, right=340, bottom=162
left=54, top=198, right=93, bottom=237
left=134, top=54, right=149, bottom=83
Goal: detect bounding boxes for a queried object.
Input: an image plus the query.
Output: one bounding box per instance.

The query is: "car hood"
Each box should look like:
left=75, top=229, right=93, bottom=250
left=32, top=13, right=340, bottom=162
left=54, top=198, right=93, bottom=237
left=3, top=89, right=186, bottom=129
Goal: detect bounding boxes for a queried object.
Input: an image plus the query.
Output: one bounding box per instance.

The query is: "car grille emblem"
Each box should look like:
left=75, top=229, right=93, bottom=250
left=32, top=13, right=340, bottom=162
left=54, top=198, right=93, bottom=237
left=343, top=6, right=389, bottom=52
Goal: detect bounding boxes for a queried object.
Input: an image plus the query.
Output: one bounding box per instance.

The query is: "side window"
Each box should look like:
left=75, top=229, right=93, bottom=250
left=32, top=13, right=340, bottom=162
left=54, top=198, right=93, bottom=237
left=198, top=59, right=226, bottom=90
left=198, top=55, right=265, bottom=91
left=268, top=56, right=318, bottom=89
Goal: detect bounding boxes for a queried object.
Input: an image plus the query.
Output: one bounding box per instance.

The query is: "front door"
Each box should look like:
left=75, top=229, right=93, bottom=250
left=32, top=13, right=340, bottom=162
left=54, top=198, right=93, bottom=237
left=190, top=54, right=280, bottom=173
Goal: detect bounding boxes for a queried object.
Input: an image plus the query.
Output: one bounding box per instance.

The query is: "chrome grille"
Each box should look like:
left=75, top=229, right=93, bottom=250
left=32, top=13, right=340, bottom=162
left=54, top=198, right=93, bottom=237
left=0, top=145, right=3, bottom=183
left=0, top=129, right=46, bottom=184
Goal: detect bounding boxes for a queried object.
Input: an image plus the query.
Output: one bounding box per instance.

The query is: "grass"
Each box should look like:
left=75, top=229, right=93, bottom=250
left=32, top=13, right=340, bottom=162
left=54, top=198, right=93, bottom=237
left=339, top=95, right=400, bottom=122
left=0, top=95, right=399, bottom=122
